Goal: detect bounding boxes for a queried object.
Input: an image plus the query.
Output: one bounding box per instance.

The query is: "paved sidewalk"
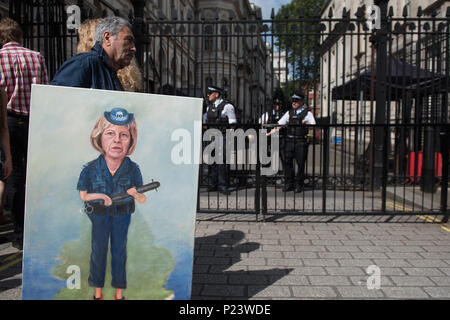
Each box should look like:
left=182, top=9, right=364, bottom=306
left=0, top=221, right=22, bottom=300
left=1, top=214, right=450, bottom=300
left=192, top=213, right=450, bottom=300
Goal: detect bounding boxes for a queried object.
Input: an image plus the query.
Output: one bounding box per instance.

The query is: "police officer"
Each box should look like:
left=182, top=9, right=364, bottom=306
left=203, top=85, right=237, bottom=195
left=267, top=92, right=315, bottom=192
left=259, top=98, right=284, bottom=125
left=260, top=98, right=285, bottom=174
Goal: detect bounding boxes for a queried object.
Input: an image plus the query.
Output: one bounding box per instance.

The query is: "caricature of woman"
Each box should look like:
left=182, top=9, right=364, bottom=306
left=77, top=108, right=146, bottom=300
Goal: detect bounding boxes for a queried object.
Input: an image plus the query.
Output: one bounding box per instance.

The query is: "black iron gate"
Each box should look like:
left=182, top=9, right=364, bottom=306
left=8, top=0, right=122, bottom=79
left=12, top=1, right=450, bottom=221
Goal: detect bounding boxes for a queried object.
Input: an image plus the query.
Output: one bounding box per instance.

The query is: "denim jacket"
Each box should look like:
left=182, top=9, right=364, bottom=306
left=50, top=43, right=124, bottom=91
left=77, top=155, right=143, bottom=215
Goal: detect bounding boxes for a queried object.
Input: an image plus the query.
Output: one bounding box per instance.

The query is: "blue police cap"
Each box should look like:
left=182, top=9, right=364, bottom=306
left=292, top=92, right=305, bottom=101
left=206, top=86, right=223, bottom=95
left=104, top=108, right=134, bottom=125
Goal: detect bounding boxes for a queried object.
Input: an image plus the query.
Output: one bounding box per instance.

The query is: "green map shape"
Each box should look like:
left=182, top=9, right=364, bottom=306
left=52, top=210, right=175, bottom=300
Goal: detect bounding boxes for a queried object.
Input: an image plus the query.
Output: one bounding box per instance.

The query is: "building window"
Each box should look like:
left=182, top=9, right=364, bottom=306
left=159, top=0, right=166, bottom=16
left=404, top=0, right=411, bottom=16
left=181, top=65, right=187, bottom=86
left=222, top=77, right=229, bottom=97
left=205, top=76, right=213, bottom=88
left=205, top=36, right=214, bottom=51
left=204, top=25, right=214, bottom=51
left=222, top=77, right=228, bottom=89
left=221, top=36, right=228, bottom=51
left=171, top=57, right=176, bottom=69
left=220, top=26, right=229, bottom=51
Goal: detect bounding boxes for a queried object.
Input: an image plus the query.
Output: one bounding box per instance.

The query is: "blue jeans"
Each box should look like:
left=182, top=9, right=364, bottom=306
left=87, top=213, right=131, bottom=289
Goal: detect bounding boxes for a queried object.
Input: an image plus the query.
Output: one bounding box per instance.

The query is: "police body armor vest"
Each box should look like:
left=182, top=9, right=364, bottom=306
left=287, top=108, right=310, bottom=140
left=206, top=100, right=230, bottom=125
left=269, top=110, right=282, bottom=123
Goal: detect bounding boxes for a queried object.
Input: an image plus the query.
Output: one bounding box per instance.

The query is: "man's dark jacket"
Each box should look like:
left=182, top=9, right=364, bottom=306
left=50, top=43, right=124, bottom=90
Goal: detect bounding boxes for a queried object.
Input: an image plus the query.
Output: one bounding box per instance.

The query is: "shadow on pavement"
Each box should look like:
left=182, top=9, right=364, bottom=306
left=0, top=252, right=23, bottom=293
left=192, top=230, right=293, bottom=299
left=0, top=279, right=22, bottom=292
left=0, top=222, right=14, bottom=245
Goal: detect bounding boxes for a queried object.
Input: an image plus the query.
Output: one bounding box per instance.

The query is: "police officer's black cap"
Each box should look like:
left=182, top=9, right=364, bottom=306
left=273, top=98, right=282, bottom=105
left=206, top=86, right=223, bottom=95
left=291, top=92, right=305, bottom=101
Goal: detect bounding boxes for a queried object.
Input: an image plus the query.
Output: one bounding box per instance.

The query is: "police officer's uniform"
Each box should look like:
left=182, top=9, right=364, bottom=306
left=203, top=86, right=237, bottom=194
left=260, top=99, right=285, bottom=172
left=277, top=93, right=315, bottom=192
left=259, top=108, right=283, bottom=124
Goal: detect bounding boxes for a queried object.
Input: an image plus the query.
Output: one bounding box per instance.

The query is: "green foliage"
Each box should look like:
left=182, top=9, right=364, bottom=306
left=275, top=0, right=325, bottom=20
left=273, top=0, right=326, bottom=89
left=52, top=211, right=175, bottom=300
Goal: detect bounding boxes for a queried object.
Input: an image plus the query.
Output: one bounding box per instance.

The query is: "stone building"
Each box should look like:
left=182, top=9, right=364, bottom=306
left=5, top=0, right=272, bottom=122
left=319, top=0, right=448, bottom=149
left=56, top=0, right=271, bottom=121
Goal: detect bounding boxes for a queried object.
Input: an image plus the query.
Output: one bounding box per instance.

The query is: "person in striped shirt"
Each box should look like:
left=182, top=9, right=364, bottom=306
left=0, top=18, right=49, bottom=248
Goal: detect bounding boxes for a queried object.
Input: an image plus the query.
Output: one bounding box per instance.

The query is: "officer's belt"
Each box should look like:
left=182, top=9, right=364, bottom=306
left=85, top=201, right=134, bottom=215
left=286, top=135, right=306, bottom=139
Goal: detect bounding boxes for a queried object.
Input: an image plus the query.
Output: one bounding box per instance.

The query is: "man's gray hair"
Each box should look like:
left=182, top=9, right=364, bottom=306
left=94, top=16, right=132, bottom=44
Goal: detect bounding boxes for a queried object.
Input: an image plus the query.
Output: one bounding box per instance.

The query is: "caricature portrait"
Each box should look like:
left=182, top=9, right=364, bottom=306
left=77, top=108, right=149, bottom=300
left=22, top=85, right=202, bottom=300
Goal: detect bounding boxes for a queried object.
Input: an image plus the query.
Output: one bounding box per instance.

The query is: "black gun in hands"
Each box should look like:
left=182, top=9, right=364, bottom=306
left=111, top=181, right=160, bottom=203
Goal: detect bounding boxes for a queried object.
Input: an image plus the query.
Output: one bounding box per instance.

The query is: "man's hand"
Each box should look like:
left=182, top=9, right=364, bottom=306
left=267, top=126, right=281, bottom=137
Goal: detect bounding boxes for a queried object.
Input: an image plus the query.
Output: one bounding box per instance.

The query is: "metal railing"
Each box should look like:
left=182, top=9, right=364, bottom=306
left=12, top=0, right=449, bottom=221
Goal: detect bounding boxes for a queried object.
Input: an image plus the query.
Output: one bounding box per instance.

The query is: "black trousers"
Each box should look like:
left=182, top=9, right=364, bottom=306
left=209, top=137, right=228, bottom=189
left=210, top=163, right=227, bottom=189
left=282, top=138, right=308, bottom=188
left=7, top=115, right=29, bottom=235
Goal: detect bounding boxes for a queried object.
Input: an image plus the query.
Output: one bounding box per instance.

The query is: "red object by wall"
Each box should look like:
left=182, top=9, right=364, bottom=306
left=406, top=151, right=442, bottom=182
